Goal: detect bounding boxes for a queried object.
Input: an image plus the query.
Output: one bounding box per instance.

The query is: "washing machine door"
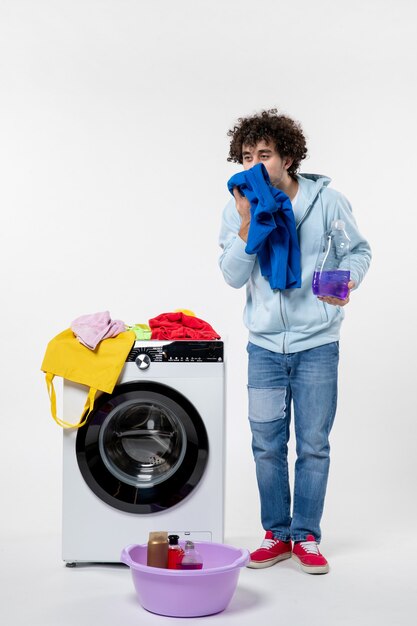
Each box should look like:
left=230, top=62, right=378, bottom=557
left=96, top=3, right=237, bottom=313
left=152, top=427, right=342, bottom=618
left=76, top=381, right=208, bottom=514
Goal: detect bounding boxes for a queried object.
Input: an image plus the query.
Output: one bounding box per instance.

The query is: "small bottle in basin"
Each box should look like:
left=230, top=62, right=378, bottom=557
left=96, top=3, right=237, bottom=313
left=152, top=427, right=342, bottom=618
left=178, top=540, right=203, bottom=570
left=167, top=534, right=185, bottom=569
left=147, top=531, right=169, bottom=568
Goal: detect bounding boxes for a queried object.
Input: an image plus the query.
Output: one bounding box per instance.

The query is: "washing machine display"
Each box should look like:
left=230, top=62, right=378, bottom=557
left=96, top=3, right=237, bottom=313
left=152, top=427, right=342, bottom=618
left=76, top=382, right=208, bottom=514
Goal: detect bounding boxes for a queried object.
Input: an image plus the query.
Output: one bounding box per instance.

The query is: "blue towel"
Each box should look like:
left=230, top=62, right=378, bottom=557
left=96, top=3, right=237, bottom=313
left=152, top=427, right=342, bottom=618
left=227, top=163, right=301, bottom=290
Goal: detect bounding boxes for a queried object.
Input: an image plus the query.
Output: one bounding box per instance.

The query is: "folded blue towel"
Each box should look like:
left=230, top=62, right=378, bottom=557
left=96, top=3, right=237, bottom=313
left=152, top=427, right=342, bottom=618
left=227, top=163, right=301, bottom=290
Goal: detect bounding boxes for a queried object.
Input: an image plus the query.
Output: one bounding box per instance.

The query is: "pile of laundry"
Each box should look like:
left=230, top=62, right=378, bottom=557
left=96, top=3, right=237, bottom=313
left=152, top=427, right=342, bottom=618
left=71, top=309, right=220, bottom=349
left=41, top=310, right=220, bottom=429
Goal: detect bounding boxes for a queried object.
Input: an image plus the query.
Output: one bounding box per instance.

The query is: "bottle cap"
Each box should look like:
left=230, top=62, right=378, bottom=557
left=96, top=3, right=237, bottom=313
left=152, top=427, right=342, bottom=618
left=148, top=531, right=168, bottom=544
left=185, top=540, right=195, bottom=550
left=331, top=219, right=346, bottom=230
left=168, top=534, right=180, bottom=545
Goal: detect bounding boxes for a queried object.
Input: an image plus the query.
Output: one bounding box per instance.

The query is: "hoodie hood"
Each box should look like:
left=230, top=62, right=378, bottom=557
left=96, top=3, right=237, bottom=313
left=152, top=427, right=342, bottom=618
left=296, top=173, right=331, bottom=210
left=294, top=173, right=332, bottom=228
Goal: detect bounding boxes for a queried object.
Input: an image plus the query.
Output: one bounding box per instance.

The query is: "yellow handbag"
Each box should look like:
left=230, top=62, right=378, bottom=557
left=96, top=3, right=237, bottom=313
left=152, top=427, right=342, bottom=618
left=41, top=328, right=135, bottom=428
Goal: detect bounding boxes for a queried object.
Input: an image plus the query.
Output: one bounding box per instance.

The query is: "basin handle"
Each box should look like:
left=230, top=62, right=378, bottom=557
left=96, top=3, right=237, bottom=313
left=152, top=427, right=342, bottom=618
left=120, top=545, right=136, bottom=567
left=231, top=548, right=250, bottom=568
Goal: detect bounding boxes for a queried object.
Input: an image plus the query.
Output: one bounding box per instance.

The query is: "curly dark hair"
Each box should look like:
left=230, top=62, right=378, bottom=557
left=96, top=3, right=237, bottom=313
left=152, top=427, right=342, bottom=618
left=227, top=108, right=308, bottom=179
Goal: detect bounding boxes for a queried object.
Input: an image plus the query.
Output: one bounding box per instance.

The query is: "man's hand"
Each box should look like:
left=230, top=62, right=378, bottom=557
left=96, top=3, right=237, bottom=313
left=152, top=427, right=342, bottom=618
left=318, top=280, right=356, bottom=306
left=233, top=187, right=251, bottom=242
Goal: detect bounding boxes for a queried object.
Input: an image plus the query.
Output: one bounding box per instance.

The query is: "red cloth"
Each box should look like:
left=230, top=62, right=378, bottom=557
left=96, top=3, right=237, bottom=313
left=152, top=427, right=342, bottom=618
left=149, top=312, right=221, bottom=340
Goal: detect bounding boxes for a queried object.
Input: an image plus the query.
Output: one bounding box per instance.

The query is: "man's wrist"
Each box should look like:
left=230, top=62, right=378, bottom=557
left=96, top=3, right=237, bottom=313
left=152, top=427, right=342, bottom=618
left=239, top=220, right=250, bottom=242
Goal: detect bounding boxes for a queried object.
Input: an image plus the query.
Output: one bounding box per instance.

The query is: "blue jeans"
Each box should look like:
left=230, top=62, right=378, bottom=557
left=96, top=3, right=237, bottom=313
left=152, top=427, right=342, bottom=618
left=247, top=341, right=339, bottom=543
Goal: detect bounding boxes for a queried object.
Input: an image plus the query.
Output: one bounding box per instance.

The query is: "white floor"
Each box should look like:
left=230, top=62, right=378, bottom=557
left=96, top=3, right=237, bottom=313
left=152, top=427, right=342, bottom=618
left=1, top=531, right=415, bottom=626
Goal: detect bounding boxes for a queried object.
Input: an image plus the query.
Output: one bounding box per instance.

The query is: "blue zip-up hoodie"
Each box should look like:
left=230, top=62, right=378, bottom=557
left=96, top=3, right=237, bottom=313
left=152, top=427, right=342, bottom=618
left=219, top=173, right=372, bottom=353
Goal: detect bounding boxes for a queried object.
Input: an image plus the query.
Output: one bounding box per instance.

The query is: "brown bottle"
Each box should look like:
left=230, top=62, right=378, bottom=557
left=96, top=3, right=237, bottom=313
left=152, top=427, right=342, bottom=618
left=147, top=531, right=169, bottom=568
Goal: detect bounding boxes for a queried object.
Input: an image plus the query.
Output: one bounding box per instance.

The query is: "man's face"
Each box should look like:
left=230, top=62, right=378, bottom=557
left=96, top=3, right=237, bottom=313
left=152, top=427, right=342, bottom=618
left=241, top=139, right=292, bottom=188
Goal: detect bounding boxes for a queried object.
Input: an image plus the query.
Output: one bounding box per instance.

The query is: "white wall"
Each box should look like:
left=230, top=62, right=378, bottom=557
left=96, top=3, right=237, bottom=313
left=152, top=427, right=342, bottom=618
left=0, top=0, right=416, bottom=541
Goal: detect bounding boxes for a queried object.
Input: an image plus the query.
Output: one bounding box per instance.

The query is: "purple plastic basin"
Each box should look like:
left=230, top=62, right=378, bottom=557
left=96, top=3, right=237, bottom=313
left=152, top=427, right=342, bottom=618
left=121, top=541, right=250, bottom=618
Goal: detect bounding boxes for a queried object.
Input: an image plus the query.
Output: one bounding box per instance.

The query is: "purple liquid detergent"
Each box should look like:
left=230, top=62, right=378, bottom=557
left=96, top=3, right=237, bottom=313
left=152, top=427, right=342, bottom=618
left=178, top=563, right=203, bottom=570
left=312, top=270, right=350, bottom=299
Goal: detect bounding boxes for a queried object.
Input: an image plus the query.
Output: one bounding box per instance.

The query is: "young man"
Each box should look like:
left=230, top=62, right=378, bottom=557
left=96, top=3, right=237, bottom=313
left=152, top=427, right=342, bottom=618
left=219, top=109, right=371, bottom=574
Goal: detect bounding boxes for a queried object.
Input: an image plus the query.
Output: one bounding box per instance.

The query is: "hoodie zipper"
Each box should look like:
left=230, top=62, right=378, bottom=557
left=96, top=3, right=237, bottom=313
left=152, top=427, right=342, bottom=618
left=278, top=291, right=287, bottom=353
left=278, top=184, right=324, bottom=354
left=296, top=199, right=316, bottom=231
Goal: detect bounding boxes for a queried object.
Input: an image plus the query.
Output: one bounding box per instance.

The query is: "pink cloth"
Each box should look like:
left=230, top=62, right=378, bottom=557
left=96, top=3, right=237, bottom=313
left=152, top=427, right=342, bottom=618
left=70, top=311, right=126, bottom=350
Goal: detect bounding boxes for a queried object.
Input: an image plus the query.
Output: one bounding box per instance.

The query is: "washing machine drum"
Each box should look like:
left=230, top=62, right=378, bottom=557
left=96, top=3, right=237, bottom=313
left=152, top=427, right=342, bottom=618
left=76, top=382, right=209, bottom=514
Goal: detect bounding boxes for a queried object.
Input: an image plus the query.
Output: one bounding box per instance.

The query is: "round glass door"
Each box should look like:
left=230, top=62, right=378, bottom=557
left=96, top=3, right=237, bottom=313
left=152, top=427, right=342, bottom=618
left=76, top=382, right=209, bottom=513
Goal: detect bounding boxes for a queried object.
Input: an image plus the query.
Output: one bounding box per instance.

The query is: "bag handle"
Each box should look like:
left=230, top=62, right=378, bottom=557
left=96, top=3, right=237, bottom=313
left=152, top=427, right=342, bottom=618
left=45, top=373, right=97, bottom=429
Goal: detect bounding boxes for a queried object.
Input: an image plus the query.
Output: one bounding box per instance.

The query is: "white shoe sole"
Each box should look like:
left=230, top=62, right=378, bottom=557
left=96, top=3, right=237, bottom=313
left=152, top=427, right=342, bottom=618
left=247, top=552, right=292, bottom=569
left=291, top=553, right=329, bottom=574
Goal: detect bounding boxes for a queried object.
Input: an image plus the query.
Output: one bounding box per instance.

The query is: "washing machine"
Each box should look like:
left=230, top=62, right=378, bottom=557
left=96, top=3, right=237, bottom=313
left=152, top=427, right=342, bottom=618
left=62, top=339, right=225, bottom=565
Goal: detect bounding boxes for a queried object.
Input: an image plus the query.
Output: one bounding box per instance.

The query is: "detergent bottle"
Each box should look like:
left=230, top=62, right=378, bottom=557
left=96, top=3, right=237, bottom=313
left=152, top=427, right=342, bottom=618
left=312, top=220, right=351, bottom=299
left=178, top=540, right=203, bottom=570
left=167, top=534, right=185, bottom=569
left=147, top=531, right=169, bottom=568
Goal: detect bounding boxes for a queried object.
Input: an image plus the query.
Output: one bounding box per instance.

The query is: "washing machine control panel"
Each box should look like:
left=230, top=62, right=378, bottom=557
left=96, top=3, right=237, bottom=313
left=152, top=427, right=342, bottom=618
left=127, top=341, right=223, bottom=364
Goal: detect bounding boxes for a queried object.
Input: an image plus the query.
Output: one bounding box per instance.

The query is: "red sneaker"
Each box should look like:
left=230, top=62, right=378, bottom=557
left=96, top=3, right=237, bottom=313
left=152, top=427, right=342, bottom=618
left=247, top=531, right=292, bottom=569
left=292, top=535, right=329, bottom=574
